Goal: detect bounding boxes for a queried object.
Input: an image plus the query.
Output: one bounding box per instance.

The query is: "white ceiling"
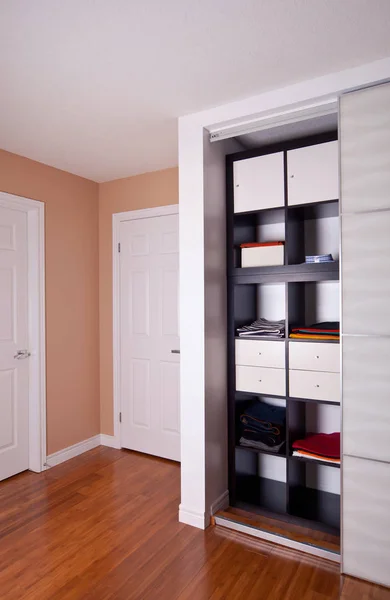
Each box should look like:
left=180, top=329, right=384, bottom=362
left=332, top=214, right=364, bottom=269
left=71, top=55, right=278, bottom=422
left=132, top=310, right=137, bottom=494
left=1, top=1, right=390, bottom=183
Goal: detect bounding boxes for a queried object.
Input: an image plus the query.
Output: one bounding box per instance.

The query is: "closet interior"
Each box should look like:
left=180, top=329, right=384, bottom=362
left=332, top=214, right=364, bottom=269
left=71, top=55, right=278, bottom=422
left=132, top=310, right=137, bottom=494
left=225, top=118, right=341, bottom=553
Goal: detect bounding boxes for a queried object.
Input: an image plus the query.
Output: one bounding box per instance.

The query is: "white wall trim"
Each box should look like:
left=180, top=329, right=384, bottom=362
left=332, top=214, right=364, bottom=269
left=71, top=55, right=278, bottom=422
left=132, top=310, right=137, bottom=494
left=210, top=490, right=229, bottom=516
left=179, top=505, right=208, bottom=529
left=46, top=435, right=101, bottom=468
left=100, top=434, right=121, bottom=449
left=112, top=204, right=179, bottom=450
left=0, top=192, right=46, bottom=473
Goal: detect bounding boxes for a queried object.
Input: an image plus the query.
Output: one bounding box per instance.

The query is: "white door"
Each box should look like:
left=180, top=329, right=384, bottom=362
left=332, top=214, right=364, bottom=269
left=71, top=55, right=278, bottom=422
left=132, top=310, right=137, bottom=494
left=0, top=206, right=29, bottom=481
left=119, top=212, right=180, bottom=461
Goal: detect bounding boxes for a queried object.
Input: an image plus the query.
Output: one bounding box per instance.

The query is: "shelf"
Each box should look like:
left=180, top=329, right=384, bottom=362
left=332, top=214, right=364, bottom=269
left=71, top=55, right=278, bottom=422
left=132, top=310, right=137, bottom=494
left=229, top=261, right=339, bottom=284
left=235, top=444, right=286, bottom=458
left=235, top=335, right=285, bottom=341
left=288, top=396, right=340, bottom=406
left=234, top=205, right=284, bottom=217
left=288, top=337, right=339, bottom=344
left=236, top=474, right=287, bottom=515
left=235, top=390, right=286, bottom=401
left=288, top=454, right=340, bottom=469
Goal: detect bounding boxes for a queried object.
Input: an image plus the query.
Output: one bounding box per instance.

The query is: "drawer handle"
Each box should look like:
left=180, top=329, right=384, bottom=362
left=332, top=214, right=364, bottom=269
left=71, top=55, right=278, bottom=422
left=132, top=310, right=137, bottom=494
left=315, top=384, right=320, bottom=388
left=258, top=379, right=262, bottom=383
left=315, top=355, right=320, bottom=359
left=258, top=352, right=262, bottom=355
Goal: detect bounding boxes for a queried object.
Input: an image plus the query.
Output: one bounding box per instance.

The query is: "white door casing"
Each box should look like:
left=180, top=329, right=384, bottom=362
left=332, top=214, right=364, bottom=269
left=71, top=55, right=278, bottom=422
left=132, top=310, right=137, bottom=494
left=115, top=206, right=180, bottom=461
left=0, top=193, right=46, bottom=476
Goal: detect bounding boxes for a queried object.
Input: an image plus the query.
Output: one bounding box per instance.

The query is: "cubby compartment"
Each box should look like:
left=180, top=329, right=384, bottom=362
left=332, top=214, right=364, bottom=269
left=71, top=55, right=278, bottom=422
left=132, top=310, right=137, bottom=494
left=287, top=400, right=340, bottom=531
left=233, top=208, right=285, bottom=268
left=233, top=151, right=285, bottom=213
left=286, top=201, right=339, bottom=266
left=288, top=280, right=340, bottom=339
left=234, top=282, right=286, bottom=337
left=235, top=447, right=287, bottom=515
left=235, top=395, right=286, bottom=456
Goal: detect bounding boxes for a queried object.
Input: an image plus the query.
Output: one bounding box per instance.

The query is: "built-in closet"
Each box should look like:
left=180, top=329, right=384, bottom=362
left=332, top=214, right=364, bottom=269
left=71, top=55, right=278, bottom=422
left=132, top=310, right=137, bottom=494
left=216, top=82, right=390, bottom=586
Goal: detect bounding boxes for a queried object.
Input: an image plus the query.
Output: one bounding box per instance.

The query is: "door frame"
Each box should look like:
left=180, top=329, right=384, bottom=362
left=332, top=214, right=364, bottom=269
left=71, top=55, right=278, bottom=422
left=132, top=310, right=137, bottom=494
left=0, top=192, right=46, bottom=473
left=112, top=204, right=179, bottom=449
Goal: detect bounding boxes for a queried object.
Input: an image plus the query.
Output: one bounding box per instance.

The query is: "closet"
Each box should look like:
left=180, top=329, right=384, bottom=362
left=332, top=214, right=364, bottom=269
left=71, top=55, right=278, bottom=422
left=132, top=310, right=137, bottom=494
left=226, top=131, right=341, bottom=553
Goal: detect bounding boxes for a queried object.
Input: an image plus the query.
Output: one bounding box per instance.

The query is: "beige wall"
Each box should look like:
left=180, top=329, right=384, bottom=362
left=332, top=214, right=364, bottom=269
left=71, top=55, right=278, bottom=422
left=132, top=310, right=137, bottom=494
left=0, top=150, right=100, bottom=454
left=99, top=167, right=178, bottom=434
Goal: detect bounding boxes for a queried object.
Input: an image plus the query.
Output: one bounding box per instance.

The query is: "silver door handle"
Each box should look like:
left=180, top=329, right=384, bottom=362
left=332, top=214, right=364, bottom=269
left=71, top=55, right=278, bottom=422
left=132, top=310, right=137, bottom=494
left=171, top=349, right=180, bottom=354
left=14, top=350, right=31, bottom=360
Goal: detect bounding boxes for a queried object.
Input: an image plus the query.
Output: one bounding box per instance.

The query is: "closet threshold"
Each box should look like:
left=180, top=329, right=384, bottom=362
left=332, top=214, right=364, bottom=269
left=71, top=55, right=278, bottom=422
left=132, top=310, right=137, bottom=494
left=214, top=505, right=340, bottom=562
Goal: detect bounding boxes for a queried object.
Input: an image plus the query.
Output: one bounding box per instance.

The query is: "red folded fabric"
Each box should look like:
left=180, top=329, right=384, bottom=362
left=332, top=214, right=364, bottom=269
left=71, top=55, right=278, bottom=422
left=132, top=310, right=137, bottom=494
left=240, top=241, right=284, bottom=248
left=292, top=432, right=340, bottom=459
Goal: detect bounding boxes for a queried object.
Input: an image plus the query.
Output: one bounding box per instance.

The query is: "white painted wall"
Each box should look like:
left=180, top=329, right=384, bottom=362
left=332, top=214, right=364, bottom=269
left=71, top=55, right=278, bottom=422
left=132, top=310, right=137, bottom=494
left=179, top=57, right=390, bottom=530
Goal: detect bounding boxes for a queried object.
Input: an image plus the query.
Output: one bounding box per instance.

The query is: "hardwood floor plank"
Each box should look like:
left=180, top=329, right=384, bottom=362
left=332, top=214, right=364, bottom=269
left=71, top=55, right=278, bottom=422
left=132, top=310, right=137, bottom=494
left=0, top=447, right=388, bottom=600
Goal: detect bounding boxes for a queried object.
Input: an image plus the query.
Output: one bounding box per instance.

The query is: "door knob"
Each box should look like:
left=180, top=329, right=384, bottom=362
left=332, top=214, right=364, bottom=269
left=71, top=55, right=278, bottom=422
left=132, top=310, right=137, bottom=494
left=14, top=349, right=31, bottom=360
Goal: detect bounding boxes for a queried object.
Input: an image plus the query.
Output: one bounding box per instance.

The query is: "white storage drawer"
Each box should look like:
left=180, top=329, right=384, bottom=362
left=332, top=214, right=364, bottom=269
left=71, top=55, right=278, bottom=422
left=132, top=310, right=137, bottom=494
left=235, top=339, right=285, bottom=369
left=289, top=342, right=340, bottom=373
left=234, top=152, right=284, bottom=213
left=289, top=370, right=340, bottom=402
left=241, top=245, right=284, bottom=267
left=287, top=141, right=339, bottom=206
left=236, top=365, right=286, bottom=396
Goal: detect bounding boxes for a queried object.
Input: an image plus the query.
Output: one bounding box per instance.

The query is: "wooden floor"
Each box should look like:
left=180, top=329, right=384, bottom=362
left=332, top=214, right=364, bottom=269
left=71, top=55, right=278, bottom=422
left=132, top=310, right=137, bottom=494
left=0, top=447, right=389, bottom=600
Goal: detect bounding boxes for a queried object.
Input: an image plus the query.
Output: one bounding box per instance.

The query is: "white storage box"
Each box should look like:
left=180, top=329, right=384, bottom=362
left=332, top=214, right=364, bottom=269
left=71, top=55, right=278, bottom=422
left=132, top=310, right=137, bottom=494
left=241, top=244, right=284, bottom=267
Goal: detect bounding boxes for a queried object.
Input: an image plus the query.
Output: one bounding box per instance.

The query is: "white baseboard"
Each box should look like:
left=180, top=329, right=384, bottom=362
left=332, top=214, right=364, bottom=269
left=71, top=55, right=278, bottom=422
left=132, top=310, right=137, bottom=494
left=100, top=434, right=121, bottom=449
left=210, top=490, right=229, bottom=515
left=179, top=505, right=208, bottom=529
left=46, top=435, right=101, bottom=468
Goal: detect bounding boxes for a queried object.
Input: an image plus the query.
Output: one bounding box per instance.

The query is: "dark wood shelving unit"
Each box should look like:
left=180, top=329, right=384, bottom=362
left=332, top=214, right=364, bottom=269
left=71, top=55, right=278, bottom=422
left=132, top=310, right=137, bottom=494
left=227, top=132, right=341, bottom=536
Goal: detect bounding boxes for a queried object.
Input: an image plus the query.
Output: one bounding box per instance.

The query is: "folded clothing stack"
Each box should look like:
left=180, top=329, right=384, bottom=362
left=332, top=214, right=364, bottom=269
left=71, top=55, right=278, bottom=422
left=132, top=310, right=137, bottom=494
left=237, top=318, right=285, bottom=339
left=305, top=254, right=334, bottom=264
left=292, top=432, right=340, bottom=464
left=239, top=401, right=286, bottom=453
left=289, top=321, right=339, bottom=341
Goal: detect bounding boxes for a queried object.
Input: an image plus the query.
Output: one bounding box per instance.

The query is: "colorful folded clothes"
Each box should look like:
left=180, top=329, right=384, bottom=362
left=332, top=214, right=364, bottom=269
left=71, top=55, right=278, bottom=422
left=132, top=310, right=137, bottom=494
left=290, top=321, right=339, bottom=340
left=237, top=318, right=285, bottom=338
left=292, top=432, right=340, bottom=463
left=292, top=450, right=340, bottom=464
left=239, top=401, right=286, bottom=454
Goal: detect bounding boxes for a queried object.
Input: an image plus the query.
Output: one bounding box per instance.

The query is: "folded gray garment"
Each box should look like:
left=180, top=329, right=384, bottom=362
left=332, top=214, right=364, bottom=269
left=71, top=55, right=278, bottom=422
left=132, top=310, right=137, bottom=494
left=239, top=437, right=285, bottom=453
left=237, top=318, right=285, bottom=337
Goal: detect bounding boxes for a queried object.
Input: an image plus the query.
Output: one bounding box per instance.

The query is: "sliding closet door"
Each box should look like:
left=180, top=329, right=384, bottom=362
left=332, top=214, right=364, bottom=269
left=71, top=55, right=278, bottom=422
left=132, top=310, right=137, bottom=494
left=341, top=82, right=390, bottom=588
